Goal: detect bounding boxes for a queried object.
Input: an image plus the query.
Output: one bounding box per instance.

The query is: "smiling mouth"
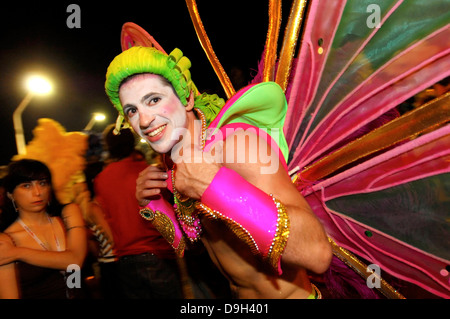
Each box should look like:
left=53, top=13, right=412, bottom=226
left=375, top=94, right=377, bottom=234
left=147, top=124, right=167, bottom=137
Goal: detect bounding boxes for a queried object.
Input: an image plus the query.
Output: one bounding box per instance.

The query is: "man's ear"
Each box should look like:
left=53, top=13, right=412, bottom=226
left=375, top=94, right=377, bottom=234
left=186, top=91, right=195, bottom=111
left=7, top=192, right=13, bottom=201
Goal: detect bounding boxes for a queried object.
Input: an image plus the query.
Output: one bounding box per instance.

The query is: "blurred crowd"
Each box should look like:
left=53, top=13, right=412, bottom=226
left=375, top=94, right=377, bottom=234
left=0, top=123, right=230, bottom=299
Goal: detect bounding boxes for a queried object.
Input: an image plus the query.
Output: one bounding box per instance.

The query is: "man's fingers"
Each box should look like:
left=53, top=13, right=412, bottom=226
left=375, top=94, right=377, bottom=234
left=138, top=188, right=162, bottom=199
left=137, top=172, right=168, bottom=189
left=139, top=167, right=168, bottom=180
left=143, top=179, right=167, bottom=189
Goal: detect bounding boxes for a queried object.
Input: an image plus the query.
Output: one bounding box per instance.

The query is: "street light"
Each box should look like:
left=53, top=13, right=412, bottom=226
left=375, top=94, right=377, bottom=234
left=13, top=75, right=53, bottom=155
left=26, top=76, right=52, bottom=95
left=84, top=112, right=106, bottom=131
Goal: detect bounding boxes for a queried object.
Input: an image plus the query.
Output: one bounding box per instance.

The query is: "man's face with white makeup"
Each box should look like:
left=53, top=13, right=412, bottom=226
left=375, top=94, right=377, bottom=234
left=119, top=73, right=188, bottom=154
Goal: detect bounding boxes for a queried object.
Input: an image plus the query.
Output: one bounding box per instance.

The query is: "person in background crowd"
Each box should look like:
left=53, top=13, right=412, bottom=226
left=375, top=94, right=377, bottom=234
left=0, top=159, right=87, bottom=298
left=93, top=124, right=183, bottom=298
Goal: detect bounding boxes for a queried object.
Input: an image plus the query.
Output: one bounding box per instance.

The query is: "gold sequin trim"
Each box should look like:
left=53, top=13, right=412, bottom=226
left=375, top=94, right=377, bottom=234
left=175, top=237, right=186, bottom=258
left=196, top=195, right=290, bottom=273
left=139, top=207, right=185, bottom=257
left=196, top=202, right=260, bottom=256
left=310, top=284, right=322, bottom=299
left=267, top=195, right=290, bottom=272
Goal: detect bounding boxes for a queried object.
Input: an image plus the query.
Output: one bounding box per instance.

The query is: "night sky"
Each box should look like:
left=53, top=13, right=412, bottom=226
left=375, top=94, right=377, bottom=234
left=0, top=1, right=284, bottom=165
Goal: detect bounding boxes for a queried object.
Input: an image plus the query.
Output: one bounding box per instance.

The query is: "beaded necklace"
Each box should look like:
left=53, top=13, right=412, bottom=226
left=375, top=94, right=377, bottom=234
left=172, top=108, right=206, bottom=242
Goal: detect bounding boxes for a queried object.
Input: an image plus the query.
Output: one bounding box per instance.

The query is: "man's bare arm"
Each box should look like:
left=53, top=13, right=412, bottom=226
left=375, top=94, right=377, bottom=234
left=174, top=129, right=332, bottom=274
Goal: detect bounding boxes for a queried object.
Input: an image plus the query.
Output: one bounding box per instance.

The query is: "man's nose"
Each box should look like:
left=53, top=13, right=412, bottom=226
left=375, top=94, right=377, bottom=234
left=139, top=110, right=156, bottom=129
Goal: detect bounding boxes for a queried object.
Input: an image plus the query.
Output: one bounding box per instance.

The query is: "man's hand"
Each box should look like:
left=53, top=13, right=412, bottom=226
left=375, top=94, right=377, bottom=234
left=172, top=140, right=221, bottom=200
left=136, top=165, right=169, bottom=207
left=173, top=161, right=220, bottom=200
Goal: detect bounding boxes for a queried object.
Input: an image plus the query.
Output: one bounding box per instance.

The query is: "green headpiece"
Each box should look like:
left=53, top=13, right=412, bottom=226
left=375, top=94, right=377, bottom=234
left=105, top=45, right=224, bottom=133
left=105, top=46, right=198, bottom=131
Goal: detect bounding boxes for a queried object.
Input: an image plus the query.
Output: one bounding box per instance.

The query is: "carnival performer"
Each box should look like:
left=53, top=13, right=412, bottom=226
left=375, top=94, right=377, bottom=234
left=105, top=46, right=332, bottom=299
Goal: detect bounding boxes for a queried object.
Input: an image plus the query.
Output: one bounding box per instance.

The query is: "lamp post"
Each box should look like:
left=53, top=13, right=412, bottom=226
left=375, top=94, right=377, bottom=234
left=84, top=112, right=106, bottom=131
left=13, top=75, right=52, bottom=155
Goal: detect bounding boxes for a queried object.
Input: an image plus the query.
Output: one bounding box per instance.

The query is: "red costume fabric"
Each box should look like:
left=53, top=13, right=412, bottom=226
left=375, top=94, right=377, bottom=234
left=94, top=156, right=175, bottom=259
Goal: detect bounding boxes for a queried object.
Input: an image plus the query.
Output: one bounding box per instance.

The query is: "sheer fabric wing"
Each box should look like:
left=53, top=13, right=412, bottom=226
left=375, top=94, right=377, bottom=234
left=303, top=125, right=450, bottom=298
left=286, top=0, right=450, bottom=169
left=285, top=0, right=450, bottom=297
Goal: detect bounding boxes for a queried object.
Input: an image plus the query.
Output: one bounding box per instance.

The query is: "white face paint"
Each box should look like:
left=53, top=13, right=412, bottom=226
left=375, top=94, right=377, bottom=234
left=119, top=74, right=188, bottom=154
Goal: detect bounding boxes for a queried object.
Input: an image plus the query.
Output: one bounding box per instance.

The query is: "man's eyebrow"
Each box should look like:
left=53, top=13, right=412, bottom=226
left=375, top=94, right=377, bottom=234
left=122, top=92, right=160, bottom=112
left=141, top=92, right=158, bottom=104
left=122, top=103, right=135, bottom=111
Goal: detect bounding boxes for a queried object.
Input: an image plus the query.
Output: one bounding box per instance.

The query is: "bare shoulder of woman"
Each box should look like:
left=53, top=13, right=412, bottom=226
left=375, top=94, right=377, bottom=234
left=60, top=203, right=85, bottom=230
left=0, top=232, right=14, bottom=244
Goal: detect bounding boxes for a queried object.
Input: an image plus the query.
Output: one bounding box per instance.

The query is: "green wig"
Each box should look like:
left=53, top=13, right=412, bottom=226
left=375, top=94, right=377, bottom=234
left=105, top=46, right=224, bottom=132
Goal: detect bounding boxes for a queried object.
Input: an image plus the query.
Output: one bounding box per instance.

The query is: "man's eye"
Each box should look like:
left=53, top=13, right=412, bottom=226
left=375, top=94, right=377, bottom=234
left=125, top=108, right=137, bottom=118
left=148, top=97, right=161, bottom=105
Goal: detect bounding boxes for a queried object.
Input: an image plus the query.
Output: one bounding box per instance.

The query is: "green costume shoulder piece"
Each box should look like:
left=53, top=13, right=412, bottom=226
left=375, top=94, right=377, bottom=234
left=208, top=81, right=289, bottom=163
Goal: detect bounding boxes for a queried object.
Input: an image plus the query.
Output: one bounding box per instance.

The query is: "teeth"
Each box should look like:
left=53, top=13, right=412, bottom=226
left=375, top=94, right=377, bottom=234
left=148, top=125, right=166, bottom=137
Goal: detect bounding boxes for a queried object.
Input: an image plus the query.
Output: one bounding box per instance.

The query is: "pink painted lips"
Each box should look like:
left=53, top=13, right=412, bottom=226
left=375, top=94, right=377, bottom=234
left=144, top=124, right=167, bottom=142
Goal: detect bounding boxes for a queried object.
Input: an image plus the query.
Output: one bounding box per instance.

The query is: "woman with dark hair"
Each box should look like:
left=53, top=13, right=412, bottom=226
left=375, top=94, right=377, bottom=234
left=0, top=159, right=87, bottom=299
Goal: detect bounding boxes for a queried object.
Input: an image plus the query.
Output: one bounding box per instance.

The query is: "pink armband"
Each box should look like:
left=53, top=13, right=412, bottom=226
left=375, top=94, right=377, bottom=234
left=198, top=167, right=290, bottom=274
left=139, top=195, right=186, bottom=257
